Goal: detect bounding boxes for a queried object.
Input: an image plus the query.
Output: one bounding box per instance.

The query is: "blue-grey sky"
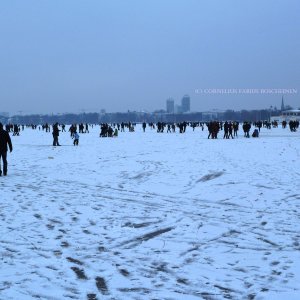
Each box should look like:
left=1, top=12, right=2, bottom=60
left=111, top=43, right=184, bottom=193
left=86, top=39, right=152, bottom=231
left=0, top=0, right=299, bottom=114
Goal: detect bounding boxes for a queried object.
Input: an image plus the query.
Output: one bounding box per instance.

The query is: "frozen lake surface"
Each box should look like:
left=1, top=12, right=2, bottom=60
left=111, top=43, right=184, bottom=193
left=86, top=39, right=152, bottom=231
left=1, top=125, right=300, bottom=299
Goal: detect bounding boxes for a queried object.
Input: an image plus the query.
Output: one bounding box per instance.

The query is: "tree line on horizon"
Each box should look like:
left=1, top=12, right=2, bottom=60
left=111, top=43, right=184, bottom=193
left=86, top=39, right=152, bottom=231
left=0, top=107, right=297, bottom=125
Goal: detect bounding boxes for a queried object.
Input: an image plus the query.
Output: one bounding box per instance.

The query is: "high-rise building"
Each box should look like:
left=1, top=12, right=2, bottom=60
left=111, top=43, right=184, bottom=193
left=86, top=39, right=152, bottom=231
left=175, top=105, right=182, bottom=114
left=281, top=96, right=285, bottom=111
left=166, top=98, right=175, bottom=113
left=181, top=95, right=190, bottom=112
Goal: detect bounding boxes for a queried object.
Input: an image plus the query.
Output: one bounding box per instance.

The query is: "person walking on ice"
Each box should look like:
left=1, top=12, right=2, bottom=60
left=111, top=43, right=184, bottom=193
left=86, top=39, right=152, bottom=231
left=0, top=122, right=13, bottom=176
left=52, top=123, right=60, bottom=146
left=73, top=131, right=79, bottom=146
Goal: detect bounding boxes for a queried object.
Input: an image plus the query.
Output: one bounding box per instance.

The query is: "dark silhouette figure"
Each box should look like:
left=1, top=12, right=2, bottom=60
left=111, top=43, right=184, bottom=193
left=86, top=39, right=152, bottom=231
left=52, top=123, right=60, bottom=146
left=282, top=120, right=287, bottom=129
left=167, top=124, right=171, bottom=133
left=233, top=122, right=239, bottom=137
left=243, top=122, right=251, bottom=138
left=73, top=131, right=79, bottom=146
left=252, top=129, right=259, bottom=137
left=228, top=122, right=234, bottom=139
left=0, top=123, right=13, bottom=176
left=223, top=121, right=229, bottom=139
left=13, top=124, right=20, bottom=136
left=289, top=120, right=298, bottom=132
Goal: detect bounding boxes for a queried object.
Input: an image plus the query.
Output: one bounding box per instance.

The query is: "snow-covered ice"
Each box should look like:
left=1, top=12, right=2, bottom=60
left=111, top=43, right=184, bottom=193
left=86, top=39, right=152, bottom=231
left=1, top=125, right=300, bottom=299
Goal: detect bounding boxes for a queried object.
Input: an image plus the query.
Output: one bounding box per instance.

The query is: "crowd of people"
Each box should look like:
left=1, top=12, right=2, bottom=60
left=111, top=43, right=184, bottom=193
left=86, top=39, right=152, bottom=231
left=0, top=118, right=298, bottom=177
left=99, top=124, right=118, bottom=137
left=288, top=120, right=299, bottom=132
left=0, top=119, right=298, bottom=177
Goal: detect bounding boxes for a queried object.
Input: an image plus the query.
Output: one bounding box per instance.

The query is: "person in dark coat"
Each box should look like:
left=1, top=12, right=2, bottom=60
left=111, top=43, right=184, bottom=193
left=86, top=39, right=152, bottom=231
left=52, top=123, right=60, bottom=146
left=243, top=122, right=251, bottom=138
left=223, top=121, right=229, bottom=139
left=0, top=123, right=13, bottom=176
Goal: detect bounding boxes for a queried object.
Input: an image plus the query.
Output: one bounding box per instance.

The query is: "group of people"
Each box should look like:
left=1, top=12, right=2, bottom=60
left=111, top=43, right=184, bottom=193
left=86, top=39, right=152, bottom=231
left=53, top=123, right=80, bottom=146
left=3, top=123, right=22, bottom=136
left=288, top=120, right=299, bottom=132
left=207, top=121, right=240, bottom=139
left=99, top=124, right=118, bottom=137
left=1, top=119, right=298, bottom=177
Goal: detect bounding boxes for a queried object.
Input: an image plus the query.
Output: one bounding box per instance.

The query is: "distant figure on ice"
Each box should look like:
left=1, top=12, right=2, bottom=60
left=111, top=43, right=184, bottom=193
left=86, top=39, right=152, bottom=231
left=52, top=123, right=61, bottom=146
left=113, top=128, right=118, bottom=137
left=282, top=120, right=287, bottom=129
left=100, top=123, right=109, bottom=137
left=289, top=120, right=298, bottom=132
left=167, top=124, right=171, bottom=133
left=243, top=122, right=251, bottom=138
left=223, top=121, right=229, bottom=139
left=252, top=129, right=259, bottom=138
left=233, top=122, right=239, bottom=137
left=227, top=122, right=234, bottom=139
left=0, top=123, right=13, bottom=176
left=207, top=121, right=219, bottom=139
left=79, top=123, right=84, bottom=133
left=13, top=124, right=20, bottom=136
left=69, top=124, right=76, bottom=137
left=73, top=131, right=79, bottom=146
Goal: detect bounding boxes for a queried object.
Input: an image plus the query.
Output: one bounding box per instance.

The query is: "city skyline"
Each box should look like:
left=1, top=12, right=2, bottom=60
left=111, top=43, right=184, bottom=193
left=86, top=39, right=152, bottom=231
left=1, top=95, right=297, bottom=117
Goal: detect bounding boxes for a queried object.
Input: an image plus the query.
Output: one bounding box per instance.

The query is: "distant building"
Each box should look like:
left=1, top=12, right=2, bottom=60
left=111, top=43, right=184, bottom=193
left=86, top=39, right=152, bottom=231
left=175, top=105, right=183, bottom=114
left=271, top=109, right=300, bottom=123
left=281, top=96, right=285, bottom=111
left=181, top=95, right=190, bottom=112
left=281, top=109, right=300, bottom=121
left=166, top=98, right=175, bottom=113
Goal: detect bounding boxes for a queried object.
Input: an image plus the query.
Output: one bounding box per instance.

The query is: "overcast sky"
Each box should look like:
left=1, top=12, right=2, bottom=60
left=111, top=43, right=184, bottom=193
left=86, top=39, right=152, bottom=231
left=0, top=0, right=299, bottom=114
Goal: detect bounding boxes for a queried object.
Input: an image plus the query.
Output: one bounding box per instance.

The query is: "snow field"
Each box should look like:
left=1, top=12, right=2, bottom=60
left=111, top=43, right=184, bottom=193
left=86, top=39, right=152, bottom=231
left=0, top=125, right=300, bottom=299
